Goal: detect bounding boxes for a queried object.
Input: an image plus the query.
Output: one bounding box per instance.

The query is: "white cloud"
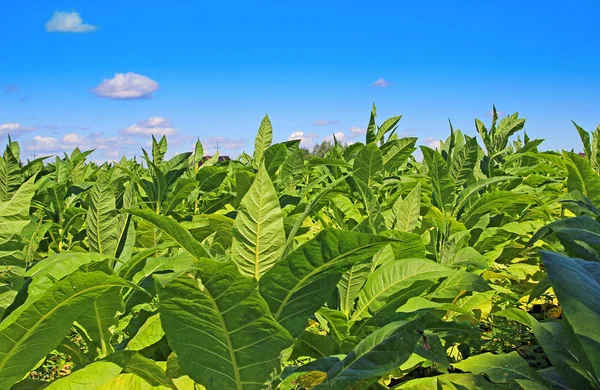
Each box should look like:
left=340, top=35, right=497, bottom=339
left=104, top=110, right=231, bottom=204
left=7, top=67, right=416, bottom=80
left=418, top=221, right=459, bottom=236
left=422, top=137, right=441, bottom=150
left=349, top=126, right=366, bottom=134
left=63, top=133, right=86, bottom=144
left=0, top=123, right=36, bottom=136
left=92, top=72, right=159, bottom=99
left=24, top=132, right=137, bottom=161
left=45, top=11, right=97, bottom=33
left=323, top=132, right=345, bottom=143
left=26, top=136, right=61, bottom=152
left=122, top=117, right=178, bottom=137
left=288, top=131, right=318, bottom=148
left=311, top=120, right=339, bottom=126
left=373, top=78, right=391, bottom=88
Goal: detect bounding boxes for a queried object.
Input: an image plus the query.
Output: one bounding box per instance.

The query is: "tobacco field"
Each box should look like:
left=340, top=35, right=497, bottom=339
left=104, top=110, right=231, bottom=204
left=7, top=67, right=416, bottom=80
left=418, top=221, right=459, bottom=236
left=0, top=106, right=599, bottom=389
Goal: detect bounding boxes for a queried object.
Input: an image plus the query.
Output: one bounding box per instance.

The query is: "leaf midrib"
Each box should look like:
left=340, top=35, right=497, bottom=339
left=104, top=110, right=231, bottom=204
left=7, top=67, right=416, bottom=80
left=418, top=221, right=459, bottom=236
left=0, top=281, right=123, bottom=371
left=198, top=279, right=243, bottom=390
left=274, top=242, right=384, bottom=321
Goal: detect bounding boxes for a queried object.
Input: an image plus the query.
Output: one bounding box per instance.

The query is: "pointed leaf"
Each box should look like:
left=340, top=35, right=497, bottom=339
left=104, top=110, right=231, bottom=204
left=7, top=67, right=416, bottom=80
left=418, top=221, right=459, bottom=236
left=232, top=164, right=285, bottom=280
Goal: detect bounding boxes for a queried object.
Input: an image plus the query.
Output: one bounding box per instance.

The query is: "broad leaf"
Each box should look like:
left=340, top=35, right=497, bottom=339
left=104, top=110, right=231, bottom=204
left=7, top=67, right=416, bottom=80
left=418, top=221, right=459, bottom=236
left=260, top=229, right=391, bottom=337
left=232, top=164, right=285, bottom=279
left=157, top=259, right=293, bottom=390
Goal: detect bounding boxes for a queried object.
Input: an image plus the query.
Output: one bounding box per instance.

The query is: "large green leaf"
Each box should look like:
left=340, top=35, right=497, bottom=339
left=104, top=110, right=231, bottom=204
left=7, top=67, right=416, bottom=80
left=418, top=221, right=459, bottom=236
left=196, top=166, right=227, bottom=192
left=260, top=229, right=391, bottom=337
left=353, top=143, right=383, bottom=187
left=453, top=176, right=518, bottom=216
left=498, top=308, right=596, bottom=389
left=428, top=271, right=490, bottom=299
left=252, top=115, right=273, bottom=168
left=23, top=252, right=109, bottom=299
left=461, top=191, right=535, bottom=227
left=0, top=175, right=36, bottom=273
left=0, top=145, right=21, bottom=202
left=393, top=373, right=495, bottom=389
left=126, top=313, right=165, bottom=351
left=392, top=182, right=421, bottom=232
left=453, top=351, right=547, bottom=386
left=421, top=146, right=454, bottom=211
left=350, top=258, right=453, bottom=323
left=382, top=138, right=417, bottom=173
left=127, top=209, right=211, bottom=259
left=87, top=178, right=118, bottom=255
left=564, top=151, right=600, bottom=205
left=231, top=164, right=285, bottom=280
left=0, top=271, right=133, bottom=388
left=540, top=251, right=600, bottom=381
left=338, top=262, right=371, bottom=317
left=449, top=136, right=479, bottom=187
left=77, top=288, right=124, bottom=356
left=46, top=351, right=174, bottom=389
left=315, top=319, right=423, bottom=389
left=157, top=259, right=293, bottom=390
left=162, top=178, right=197, bottom=215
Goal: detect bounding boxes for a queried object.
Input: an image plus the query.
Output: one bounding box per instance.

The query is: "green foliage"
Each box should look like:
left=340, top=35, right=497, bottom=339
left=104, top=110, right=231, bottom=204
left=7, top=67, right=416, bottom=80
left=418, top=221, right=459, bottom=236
left=0, top=104, right=599, bottom=389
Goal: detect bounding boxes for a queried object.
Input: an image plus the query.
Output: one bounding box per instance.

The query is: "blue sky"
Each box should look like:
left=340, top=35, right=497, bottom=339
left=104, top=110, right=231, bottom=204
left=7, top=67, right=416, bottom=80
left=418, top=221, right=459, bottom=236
left=1, top=1, right=599, bottom=161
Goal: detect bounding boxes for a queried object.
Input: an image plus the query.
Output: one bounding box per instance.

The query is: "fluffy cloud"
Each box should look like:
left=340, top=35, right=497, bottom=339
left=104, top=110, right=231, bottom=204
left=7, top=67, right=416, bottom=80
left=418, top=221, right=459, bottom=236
left=45, top=11, right=97, bottom=33
left=26, top=136, right=61, bottom=152
left=0, top=123, right=36, bottom=136
left=92, top=73, right=159, bottom=99
left=373, top=78, right=391, bottom=88
left=121, top=117, right=178, bottom=137
left=323, top=132, right=345, bottom=143
left=311, top=120, right=340, bottom=126
left=422, top=137, right=441, bottom=150
left=288, top=131, right=318, bottom=148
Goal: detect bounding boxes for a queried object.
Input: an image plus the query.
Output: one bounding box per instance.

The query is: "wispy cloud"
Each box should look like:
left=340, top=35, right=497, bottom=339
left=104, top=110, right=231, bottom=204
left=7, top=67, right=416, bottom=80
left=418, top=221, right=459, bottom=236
left=92, top=72, right=159, bottom=100
left=311, top=120, right=340, bottom=126
left=25, top=132, right=136, bottom=160
left=373, top=78, right=391, bottom=88
left=45, top=11, right=97, bottom=33
left=0, top=122, right=36, bottom=137
left=5, top=85, right=19, bottom=93
left=121, top=117, right=178, bottom=137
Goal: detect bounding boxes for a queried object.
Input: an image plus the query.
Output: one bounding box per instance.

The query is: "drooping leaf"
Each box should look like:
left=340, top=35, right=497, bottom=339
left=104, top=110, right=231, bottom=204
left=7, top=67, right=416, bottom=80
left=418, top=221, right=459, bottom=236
left=260, top=229, right=391, bottom=337
left=540, top=251, right=600, bottom=380
left=0, top=271, right=133, bottom=388
left=453, top=351, right=547, bottom=386
left=350, top=258, right=453, bottom=323
left=316, top=319, right=423, bottom=389
left=127, top=209, right=211, bottom=259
